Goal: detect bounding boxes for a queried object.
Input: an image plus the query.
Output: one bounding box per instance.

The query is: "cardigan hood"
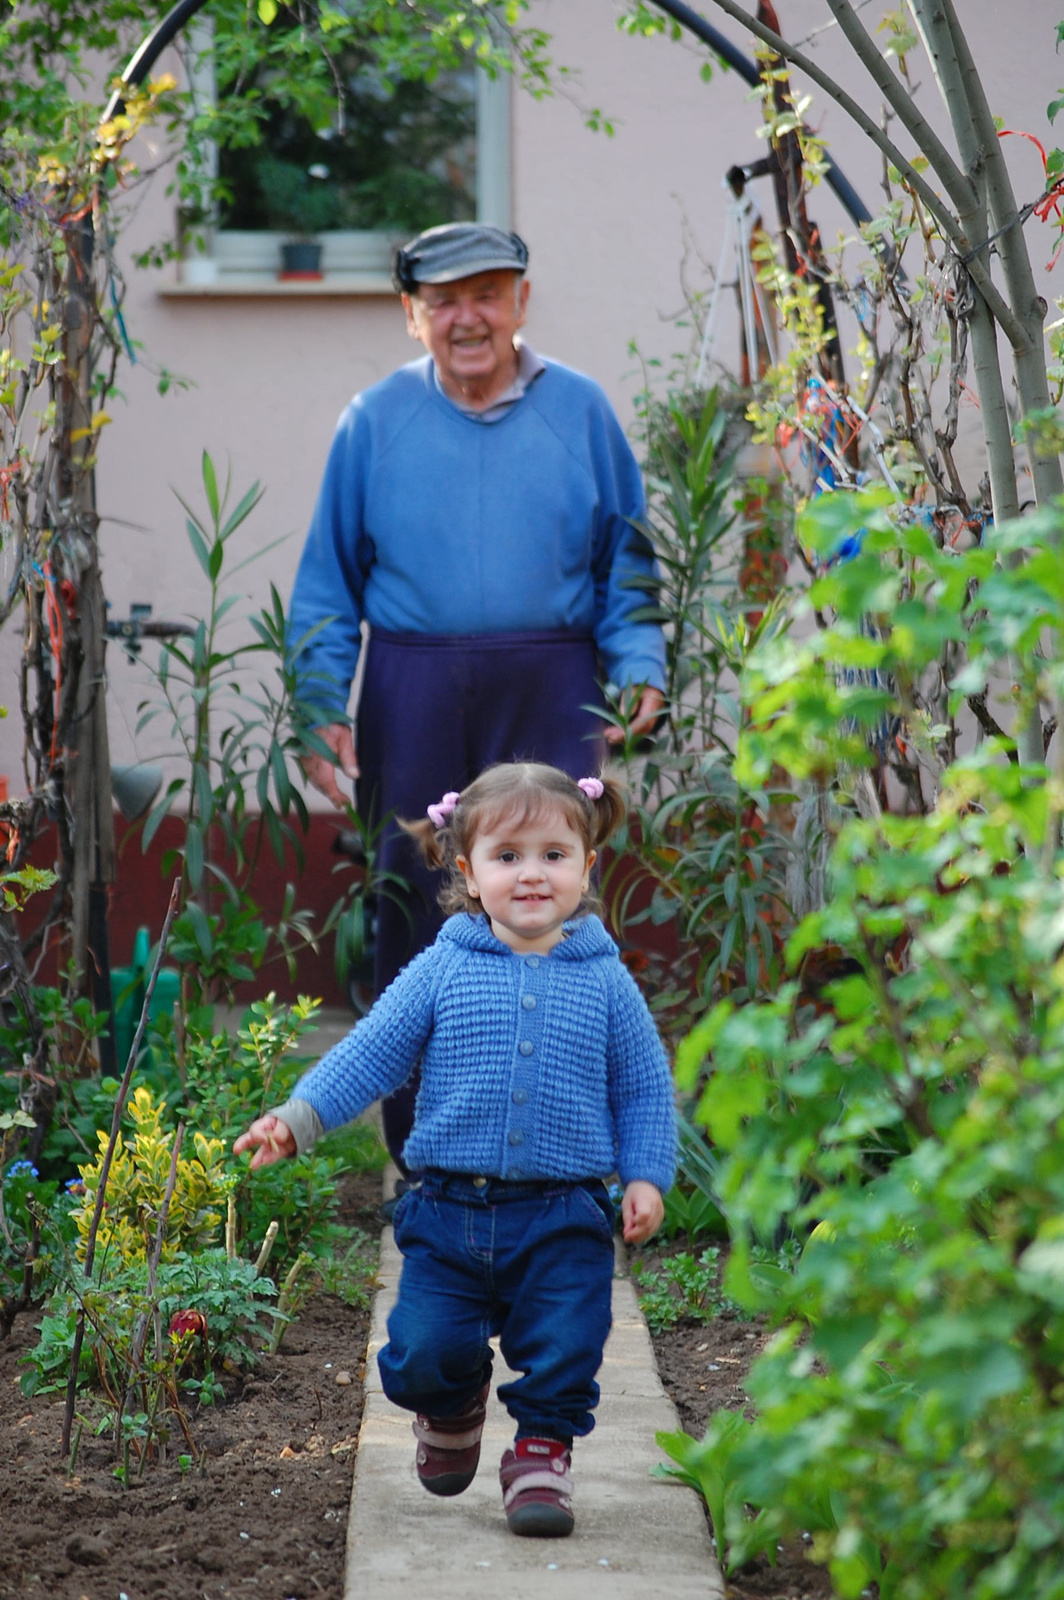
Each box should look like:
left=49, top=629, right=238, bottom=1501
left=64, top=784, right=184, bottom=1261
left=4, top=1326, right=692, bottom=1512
left=437, top=911, right=616, bottom=962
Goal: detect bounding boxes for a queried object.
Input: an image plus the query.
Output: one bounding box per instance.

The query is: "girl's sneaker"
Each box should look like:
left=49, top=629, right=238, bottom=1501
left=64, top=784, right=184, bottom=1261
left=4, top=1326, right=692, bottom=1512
left=412, top=1383, right=490, bottom=1496
left=499, top=1437, right=575, bottom=1537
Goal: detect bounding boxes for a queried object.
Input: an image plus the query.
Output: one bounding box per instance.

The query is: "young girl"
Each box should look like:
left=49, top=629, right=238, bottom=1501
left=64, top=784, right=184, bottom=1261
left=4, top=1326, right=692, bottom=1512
left=235, top=762, right=675, bottom=1538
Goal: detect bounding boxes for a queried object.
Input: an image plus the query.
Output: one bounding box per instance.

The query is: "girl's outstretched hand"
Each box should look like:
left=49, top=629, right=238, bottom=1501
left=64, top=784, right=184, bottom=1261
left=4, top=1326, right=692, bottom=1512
left=622, top=1180, right=664, bottom=1244
left=234, top=1115, right=296, bottom=1170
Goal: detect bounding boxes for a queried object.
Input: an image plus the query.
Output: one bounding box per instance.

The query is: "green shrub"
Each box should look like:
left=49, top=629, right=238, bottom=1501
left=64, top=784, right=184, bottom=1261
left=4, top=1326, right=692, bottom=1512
left=71, top=1085, right=230, bottom=1264
left=0, top=1153, right=78, bottom=1313
left=659, top=1181, right=727, bottom=1245
left=0, top=983, right=112, bottom=1181
left=166, top=994, right=384, bottom=1269
left=23, top=1250, right=278, bottom=1400
left=668, top=497, right=1064, bottom=1598
left=634, top=1248, right=724, bottom=1333
left=607, top=387, right=794, bottom=1039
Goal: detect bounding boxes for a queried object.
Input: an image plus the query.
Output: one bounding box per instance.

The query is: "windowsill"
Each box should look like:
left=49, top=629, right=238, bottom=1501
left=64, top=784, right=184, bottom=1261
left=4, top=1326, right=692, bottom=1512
left=158, top=273, right=396, bottom=299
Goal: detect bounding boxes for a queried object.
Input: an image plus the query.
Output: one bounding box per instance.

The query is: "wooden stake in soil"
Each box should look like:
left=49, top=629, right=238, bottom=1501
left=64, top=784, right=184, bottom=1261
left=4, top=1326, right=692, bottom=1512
left=254, top=1219, right=279, bottom=1277
left=270, top=1254, right=310, bottom=1356
left=60, top=878, right=181, bottom=1455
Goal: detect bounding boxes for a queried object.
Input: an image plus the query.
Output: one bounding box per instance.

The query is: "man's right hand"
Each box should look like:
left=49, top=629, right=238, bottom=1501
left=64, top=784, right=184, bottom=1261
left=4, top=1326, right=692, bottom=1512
left=302, top=722, right=359, bottom=810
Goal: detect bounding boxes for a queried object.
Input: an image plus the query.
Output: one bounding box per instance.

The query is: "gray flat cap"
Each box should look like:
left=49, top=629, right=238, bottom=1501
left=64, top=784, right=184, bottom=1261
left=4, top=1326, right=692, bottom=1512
left=393, top=223, right=529, bottom=292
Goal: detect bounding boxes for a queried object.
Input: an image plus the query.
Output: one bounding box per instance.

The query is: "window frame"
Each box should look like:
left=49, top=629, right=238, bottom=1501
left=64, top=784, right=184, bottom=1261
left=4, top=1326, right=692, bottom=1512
left=182, top=26, right=512, bottom=289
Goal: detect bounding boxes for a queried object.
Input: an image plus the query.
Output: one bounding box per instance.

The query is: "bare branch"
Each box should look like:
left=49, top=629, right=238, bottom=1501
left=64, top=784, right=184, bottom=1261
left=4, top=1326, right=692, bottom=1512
left=696, top=0, right=1027, bottom=348
left=823, top=0, right=973, bottom=212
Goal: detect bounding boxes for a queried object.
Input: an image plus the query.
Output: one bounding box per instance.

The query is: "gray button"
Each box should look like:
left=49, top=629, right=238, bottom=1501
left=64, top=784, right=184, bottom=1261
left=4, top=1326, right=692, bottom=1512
left=472, top=1176, right=488, bottom=1188
left=519, top=1040, right=534, bottom=1056
left=512, top=1088, right=528, bottom=1105
left=508, top=1129, right=525, bottom=1146
left=525, top=956, right=540, bottom=969
left=522, top=994, right=537, bottom=1010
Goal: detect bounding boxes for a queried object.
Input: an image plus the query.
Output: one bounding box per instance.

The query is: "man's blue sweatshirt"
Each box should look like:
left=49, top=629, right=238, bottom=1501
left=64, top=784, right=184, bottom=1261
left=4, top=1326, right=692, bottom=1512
left=288, top=354, right=667, bottom=718
left=276, top=912, right=676, bottom=1195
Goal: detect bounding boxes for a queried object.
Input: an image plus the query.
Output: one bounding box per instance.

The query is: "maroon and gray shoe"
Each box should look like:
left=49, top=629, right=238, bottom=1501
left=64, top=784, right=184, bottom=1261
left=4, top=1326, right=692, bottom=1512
left=499, top=1437, right=575, bottom=1537
left=413, top=1382, right=490, bottom=1497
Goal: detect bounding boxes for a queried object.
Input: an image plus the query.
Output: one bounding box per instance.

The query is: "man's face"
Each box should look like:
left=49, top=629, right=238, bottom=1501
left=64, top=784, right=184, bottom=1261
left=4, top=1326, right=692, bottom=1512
left=403, top=269, right=530, bottom=394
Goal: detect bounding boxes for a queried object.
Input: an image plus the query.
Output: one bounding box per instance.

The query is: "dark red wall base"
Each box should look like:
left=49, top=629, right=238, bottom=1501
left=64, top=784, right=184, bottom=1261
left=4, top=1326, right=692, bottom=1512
left=23, top=816, right=674, bottom=1016
left=26, top=814, right=357, bottom=1008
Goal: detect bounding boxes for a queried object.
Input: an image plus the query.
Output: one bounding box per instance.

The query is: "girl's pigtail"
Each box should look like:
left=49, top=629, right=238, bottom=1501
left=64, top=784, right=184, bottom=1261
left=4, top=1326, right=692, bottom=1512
left=586, top=771, right=628, bottom=850
left=399, top=814, right=449, bottom=871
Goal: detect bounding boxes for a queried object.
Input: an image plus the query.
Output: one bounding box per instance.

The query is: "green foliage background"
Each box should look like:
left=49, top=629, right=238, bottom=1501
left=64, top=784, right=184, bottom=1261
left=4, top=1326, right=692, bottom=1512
left=663, top=492, right=1064, bottom=1598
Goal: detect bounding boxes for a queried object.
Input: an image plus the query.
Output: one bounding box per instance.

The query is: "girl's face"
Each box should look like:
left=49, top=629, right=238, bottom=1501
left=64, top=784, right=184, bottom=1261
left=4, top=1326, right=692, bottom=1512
left=456, top=804, right=594, bottom=954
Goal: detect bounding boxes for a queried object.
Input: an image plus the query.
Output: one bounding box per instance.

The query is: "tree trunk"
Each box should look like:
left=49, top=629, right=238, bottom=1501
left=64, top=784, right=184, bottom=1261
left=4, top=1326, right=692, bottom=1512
left=908, top=0, right=1047, bottom=763
left=58, top=218, right=115, bottom=1003
left=934, top=0, right=1064, bottom=505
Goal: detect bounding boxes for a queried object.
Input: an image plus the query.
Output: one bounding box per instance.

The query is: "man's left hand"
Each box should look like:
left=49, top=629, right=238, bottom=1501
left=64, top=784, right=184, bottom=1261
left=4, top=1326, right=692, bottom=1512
left=604, top=685, right=665, bottom=746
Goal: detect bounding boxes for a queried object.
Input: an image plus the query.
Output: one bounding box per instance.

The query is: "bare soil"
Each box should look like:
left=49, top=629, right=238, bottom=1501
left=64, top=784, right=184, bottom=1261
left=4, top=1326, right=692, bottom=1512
left=0, top=1170, right=380, bottom=1600
left=647, top=1311, right=834, bottom=1600
left=635, top=1239, right=835, bottom=1600
left=0, top=1175, right=832, bottom=1600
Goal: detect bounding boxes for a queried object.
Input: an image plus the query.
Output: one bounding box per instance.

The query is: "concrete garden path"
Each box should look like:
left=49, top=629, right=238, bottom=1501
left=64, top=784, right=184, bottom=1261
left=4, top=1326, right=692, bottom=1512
left=342, top=1165, right=726, bottom=1600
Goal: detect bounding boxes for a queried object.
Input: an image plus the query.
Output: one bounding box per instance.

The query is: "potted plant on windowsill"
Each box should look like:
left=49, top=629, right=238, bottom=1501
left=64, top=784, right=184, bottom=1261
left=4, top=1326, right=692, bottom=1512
left=256, top=155, right=338, bottom=280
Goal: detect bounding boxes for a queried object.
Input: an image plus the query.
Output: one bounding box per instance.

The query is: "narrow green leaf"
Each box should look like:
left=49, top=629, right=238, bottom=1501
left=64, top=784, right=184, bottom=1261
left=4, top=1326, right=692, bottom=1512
left=184, top=823, right=205, bottom=891
left=719, top=916, right=737, bottom=973
left=202, top=450, right=220, bottom=528
left=142, top=781, right=182, bottom=850
left=220, top=480, right=265, bottom=541
left=265, top=806, right=284, bottom=862
left=269, top=741, right=292, bottom=811
left=186, top=519, right=211, bottom=578
left=185, top=897, right=212, bottom=957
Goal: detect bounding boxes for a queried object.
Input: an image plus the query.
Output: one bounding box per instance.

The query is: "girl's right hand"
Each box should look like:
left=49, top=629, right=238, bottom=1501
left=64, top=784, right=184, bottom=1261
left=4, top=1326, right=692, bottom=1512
left=233, top=1115, right=296, bottom=1169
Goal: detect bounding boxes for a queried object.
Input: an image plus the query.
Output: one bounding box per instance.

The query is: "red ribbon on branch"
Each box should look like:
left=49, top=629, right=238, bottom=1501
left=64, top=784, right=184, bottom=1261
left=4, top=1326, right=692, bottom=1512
left=998, top=129, right=1064, bottom=269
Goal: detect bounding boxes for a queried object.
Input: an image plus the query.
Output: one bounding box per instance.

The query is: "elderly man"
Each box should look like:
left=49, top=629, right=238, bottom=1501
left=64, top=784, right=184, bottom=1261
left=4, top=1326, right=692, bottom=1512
left=289, top=222, right=665, bottom=1167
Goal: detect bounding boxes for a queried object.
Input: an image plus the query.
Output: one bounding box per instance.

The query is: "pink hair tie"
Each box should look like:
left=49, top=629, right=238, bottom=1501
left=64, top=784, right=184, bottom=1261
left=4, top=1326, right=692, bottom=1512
left=577, top=776, right=604, bottom=801
left=426, top=791, right=460, bottom=829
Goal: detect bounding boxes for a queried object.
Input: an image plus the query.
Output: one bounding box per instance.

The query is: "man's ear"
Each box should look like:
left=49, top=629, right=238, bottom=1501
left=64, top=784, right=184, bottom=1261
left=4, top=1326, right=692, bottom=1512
left=402, top=292, right=421, bottom=340
left=514, top=276, right=530, bottom=330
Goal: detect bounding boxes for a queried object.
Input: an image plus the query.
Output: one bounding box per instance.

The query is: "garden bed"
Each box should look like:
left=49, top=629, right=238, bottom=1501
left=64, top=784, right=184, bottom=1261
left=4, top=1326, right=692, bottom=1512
left=649, top=1315, right=834, bottom=1600
left=631, top=1235, right=835, bottom=1600
left=1, top=1172, right=832, bottom=1600
left=0, top=1169, right=380, bottom=1600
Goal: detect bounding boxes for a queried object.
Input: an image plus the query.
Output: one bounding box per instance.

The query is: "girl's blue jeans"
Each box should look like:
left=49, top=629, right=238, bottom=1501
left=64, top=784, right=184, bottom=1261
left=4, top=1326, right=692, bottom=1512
left=378, top=1171, right=616, bottom=1443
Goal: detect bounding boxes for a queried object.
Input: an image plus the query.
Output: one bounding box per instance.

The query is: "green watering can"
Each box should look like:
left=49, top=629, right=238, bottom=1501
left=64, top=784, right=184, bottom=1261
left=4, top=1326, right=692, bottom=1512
left=110, top=926, right=180, bottom=1071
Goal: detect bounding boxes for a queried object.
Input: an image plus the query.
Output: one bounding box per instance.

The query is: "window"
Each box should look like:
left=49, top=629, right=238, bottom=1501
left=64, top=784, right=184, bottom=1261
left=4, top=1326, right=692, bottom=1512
left=183, top=19, right=510, bottom=287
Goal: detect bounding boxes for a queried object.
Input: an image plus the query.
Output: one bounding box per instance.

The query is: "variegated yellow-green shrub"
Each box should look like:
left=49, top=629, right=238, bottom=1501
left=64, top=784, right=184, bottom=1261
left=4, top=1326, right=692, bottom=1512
left=72, top=1086, right=230, bottom=1264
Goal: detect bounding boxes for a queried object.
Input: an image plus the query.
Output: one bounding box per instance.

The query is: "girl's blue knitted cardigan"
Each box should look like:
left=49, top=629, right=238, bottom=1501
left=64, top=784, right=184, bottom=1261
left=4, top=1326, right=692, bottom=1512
left=279, top=912, right=675, bottom=1193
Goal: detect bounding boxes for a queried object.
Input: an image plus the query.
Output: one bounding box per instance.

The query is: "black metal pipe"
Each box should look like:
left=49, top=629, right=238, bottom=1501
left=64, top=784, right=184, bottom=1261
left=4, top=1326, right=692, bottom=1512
left=651, top=0, right=764, bottom=81
left=649, top=0, right=873, bottom=226
left=101, top=0, right=213, bottom=123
